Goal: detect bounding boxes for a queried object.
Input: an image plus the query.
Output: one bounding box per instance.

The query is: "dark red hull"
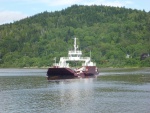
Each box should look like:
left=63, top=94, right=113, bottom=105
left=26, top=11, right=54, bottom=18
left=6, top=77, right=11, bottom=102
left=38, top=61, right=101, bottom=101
left=47, top=66, right=98, bottom=80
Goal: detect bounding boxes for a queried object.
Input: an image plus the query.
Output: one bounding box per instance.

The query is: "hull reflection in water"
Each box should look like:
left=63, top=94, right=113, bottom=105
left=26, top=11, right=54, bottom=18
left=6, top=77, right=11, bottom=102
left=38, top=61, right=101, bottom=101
left=49, top=78, right=97, bottom=113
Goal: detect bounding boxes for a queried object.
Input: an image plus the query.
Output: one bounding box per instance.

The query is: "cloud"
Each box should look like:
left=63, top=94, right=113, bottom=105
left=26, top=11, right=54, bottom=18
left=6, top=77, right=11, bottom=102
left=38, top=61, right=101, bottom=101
left=0, top=11, right=27, bottom=25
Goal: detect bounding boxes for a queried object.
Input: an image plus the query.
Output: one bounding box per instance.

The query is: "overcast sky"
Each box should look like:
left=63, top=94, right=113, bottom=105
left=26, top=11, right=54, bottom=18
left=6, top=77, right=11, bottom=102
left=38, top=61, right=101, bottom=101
left=0, top=0, right=150, bottom=25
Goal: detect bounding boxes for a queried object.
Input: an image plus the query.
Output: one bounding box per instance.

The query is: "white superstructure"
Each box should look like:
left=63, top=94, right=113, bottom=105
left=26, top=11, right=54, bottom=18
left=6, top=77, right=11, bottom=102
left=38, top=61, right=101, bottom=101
left=53, top=37, right=96, bottom=68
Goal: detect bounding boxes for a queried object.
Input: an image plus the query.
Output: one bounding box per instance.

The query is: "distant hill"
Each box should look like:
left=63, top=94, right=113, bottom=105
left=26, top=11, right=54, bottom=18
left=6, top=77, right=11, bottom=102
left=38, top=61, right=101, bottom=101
left=0, top=5, right=150, bottom=67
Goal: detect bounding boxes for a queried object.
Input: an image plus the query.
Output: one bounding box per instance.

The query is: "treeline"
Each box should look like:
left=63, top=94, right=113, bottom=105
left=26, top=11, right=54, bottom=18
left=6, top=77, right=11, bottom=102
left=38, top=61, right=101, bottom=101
left=0, top=5, right=150, bottom=68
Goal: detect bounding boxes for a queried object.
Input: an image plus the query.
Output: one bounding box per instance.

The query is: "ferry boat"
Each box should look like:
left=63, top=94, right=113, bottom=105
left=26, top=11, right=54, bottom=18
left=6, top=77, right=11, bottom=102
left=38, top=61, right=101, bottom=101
left=47, top=37, right=99, bottom=80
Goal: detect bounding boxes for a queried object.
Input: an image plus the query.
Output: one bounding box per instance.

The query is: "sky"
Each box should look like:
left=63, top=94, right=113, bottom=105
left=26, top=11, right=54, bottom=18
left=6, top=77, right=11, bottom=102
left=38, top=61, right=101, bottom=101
left=0, top=0, right=150, bottom=25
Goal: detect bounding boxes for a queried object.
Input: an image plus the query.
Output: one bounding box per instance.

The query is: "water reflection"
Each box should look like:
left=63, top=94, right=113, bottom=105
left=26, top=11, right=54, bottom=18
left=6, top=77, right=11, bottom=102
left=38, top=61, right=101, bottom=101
left=99, top=74, right=150, bottom=84
left=0, top=68, right=46, bottom=76
left=0, top=68, right=150, bottom=113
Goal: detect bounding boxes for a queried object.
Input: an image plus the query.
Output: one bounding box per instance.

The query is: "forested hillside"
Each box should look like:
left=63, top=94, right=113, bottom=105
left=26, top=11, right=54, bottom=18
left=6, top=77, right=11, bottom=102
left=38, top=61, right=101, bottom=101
left=0, top=5, right=150, bottom=68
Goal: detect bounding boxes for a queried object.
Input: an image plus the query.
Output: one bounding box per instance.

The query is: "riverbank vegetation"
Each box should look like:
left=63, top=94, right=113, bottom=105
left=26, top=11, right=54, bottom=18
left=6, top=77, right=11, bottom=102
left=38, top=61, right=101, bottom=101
left=0, top=5, right=150, bottom=68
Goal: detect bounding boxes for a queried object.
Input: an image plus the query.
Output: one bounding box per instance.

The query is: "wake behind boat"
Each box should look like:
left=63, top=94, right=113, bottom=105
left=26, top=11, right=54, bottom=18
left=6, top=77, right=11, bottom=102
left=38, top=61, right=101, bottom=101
left=47, top=37, right=99, bottom=80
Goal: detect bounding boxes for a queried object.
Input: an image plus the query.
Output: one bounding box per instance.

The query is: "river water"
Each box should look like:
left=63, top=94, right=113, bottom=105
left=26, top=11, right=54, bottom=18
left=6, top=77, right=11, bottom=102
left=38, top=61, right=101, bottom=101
left=0, top=68, right=150, bottom=113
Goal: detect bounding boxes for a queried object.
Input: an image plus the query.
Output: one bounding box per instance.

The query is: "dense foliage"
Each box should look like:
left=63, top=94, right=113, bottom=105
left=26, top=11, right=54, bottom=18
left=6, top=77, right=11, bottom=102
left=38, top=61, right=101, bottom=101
left=0, top=5, right=150, bottom=68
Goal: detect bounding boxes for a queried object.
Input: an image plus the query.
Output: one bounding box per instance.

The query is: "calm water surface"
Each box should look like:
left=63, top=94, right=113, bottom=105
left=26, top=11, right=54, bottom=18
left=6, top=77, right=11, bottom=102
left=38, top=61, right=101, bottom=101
left=0, top=68, right=150, bottom=113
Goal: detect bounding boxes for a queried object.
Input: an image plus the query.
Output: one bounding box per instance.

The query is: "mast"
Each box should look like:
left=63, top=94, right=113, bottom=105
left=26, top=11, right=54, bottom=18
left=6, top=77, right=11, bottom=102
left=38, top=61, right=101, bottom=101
left=74, top=37, right=78, bottom=52
left=90, top=50, right=91, bottom=59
